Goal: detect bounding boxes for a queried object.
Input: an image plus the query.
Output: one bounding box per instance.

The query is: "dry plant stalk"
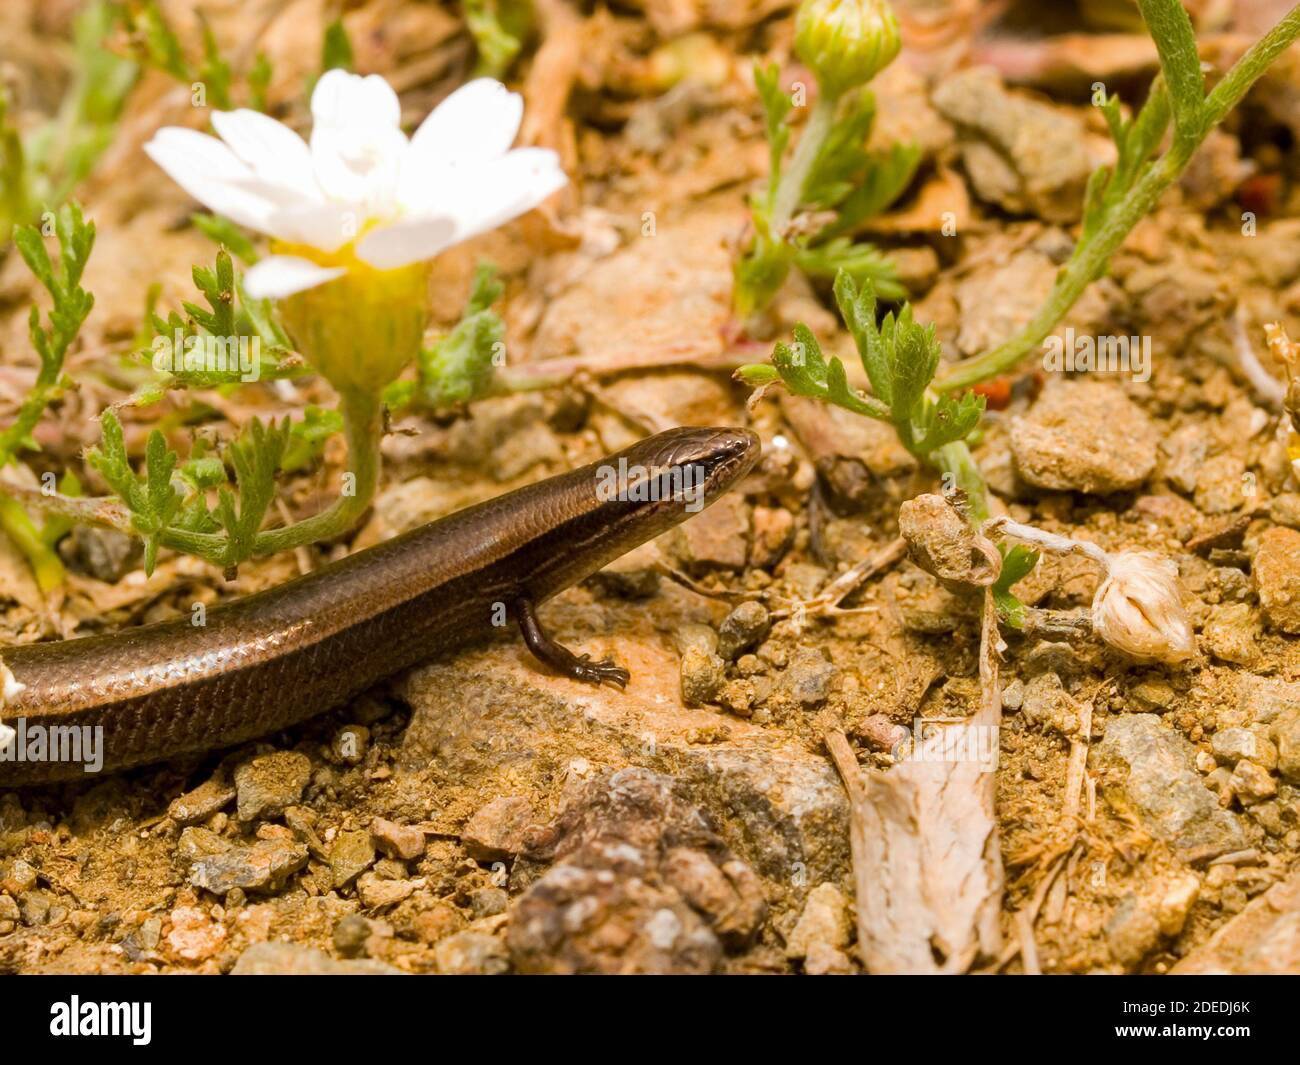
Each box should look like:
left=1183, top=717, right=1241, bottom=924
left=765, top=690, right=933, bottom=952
left=826, top=589, right=1004, bottom=974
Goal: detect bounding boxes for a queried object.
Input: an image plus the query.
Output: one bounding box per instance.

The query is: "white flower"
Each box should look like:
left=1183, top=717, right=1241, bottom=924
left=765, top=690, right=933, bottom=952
left=144, top=72, right=567, bottom=299
left=1091, top=551, right=1197, bottom=665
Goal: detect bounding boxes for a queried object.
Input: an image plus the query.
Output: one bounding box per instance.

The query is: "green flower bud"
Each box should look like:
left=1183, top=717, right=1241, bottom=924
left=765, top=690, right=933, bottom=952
left=795, top=0, right=902, bottom=95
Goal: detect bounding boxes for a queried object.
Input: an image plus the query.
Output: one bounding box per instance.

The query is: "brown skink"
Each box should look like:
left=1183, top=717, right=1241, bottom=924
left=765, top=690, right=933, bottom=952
left=0, top=427, right=759, bottom=785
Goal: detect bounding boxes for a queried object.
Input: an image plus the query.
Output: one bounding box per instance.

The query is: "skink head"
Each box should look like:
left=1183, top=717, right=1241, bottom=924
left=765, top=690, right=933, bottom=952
left=595, top=426, right=761, bottom=520
left=511, top=426, right=763, bottom=603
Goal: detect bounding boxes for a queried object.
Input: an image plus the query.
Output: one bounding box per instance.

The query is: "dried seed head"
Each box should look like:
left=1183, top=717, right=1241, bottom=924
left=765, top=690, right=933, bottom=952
left=1091, top=551, right=1196, bottom=665
left=899, top=493, right=1000, bottom=591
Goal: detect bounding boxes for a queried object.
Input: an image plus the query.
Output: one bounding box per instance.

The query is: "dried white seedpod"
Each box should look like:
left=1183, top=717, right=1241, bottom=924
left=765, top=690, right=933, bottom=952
left=1091, top=551, right=1196, bottom=665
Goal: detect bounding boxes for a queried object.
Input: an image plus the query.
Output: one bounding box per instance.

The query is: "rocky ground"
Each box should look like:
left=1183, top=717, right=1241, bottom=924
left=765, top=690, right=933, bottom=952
left=2, top=0, right=1300, bottom=974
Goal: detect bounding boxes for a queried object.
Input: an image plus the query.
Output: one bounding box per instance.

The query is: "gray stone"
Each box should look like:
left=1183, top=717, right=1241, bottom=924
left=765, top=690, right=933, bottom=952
left=1106, top=894, right=1161, bottom=969
left=1273, top=707, right=1300, bottom=785
left=782, top=647, right=835, bottom=707
left=435, top=931, right=510, bottom=975
left=1092, top=714, right=1247, bottom=861
left=717, top=602, right=771, bottom=660
left=233, top=751, right=312, bottom=822
left=680, top=645, right=725, bottom=707
left=369, top=818, right=426, bottom=861
left=1255, top=527, right=1300, bottom=634
left=1240, top=676, right=1300, bottom=725
left=167, top=776, right=236, bottom=826
left=328, top=830, right=376, bottom=889
left=785, top=882, right=851, bottom=961
left=1212, top=727, right=1264, bottom=765
left=189, top=839, right=308, bottom=895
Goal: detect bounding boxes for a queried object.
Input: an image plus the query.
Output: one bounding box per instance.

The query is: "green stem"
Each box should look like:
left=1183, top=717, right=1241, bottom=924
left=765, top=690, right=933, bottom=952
left=1203, top=6, right=1300, bottom=127
left=771, top=88, right=840, bottom=233
left=0, top=389, right=384, bottom=568
left=0, top=497, right=65, bottom=594
left=934, top=5, right=1300, bottom=393
left=934, top=441, right=989, bottom=524
left=735, top=88, right=843, bottom=320
left=248, top=387, right=380, bottom=557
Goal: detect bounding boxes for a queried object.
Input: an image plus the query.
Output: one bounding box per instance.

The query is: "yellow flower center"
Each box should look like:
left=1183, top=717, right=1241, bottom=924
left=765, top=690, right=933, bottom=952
left=271, top=241, right=431, bottom=397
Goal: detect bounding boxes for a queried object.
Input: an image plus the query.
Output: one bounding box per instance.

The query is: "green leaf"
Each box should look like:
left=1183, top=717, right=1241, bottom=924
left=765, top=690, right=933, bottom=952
left=196, top=13, right=234, bottom=110
left=191, top=213, right=258, bottom=263
left=794, top=238, right=906, bottom=301
left=135, top=0, right=191, bottom=82
left=398, top=263, right=506, bottom=412
left=887, top=306, right=940, bottom=424
left=248, top=52, right=273, bottom=112
left=804, top=88, right=876, bottom=208
left=465, top=0, right=531, bottom=79
left=992, top=543, right=1040, bottom=629
left=732, top=235, right=792, bottom=319
left=915, top=390, right=986, bottom=453
left=215, top=417, right=289, bottom=563
left=735, top=363, right=781, bottom=387
left=14, top=224, right=55, bottom=293
left=833, top=271, right=889, bottom=403
left=754, top=62, right=792, bottom=209
left=464, top=261, right=505, bottom=316
left=87, top=410, right=185, bottom=574
left=282, top=406, right=343, bottom=472
left=762, top=323, right=889, bottom=420
left=1, top=203, right=95, bottom=467
left=823, top=143, right=921, bottom=239
left=321, top=18, right=354, bottom=73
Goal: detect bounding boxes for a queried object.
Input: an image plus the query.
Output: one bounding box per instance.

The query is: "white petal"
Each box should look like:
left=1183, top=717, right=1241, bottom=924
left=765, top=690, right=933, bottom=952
left=409, top=78, right=523, bottom=166
left=211, top=109, right=318, bottom=200
left=355, top=216, right=458, bottom=269
left=243, top=256, right=345, bottom=299
left=438, top=148, right=568, bottom=243
left=310, top=123, right=409, bottom=210
left=266, top=201, right=364, bottom=252
left=144, top=129, right=283, bottom=234
left=311, top=69, right=401, bottom=131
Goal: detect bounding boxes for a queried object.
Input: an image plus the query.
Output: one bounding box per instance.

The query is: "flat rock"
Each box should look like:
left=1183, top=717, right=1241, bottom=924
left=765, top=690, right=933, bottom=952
left=167, top=776, right=235, bottom=826
left=1254, top=527, right=1300, bottom=634
left=398, top=595, right=849, bottom=884
left=231, top=941, right=404, bottom=976
left=532, top=205, right=737, bottom=367
left=1172, top=869, right=1300, bottom=974
left=233, top=751, right=312, bottom=822
left=1011, top=381, right=1158, bottom=494
left=189, top=839, right=309, bottom=896
left=932, top=67, right=1090, bottom=223
left=462, top=797, right=535, bottom=862
left=1092, top=714, right=1247, bottom=861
